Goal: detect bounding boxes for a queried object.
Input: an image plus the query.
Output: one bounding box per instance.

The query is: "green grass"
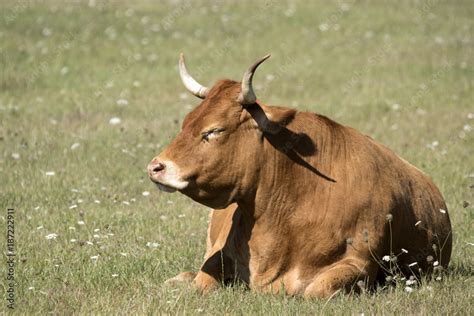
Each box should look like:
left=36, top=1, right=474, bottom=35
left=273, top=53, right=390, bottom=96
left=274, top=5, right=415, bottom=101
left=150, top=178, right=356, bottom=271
left=1, top=0, right=473, bottom=314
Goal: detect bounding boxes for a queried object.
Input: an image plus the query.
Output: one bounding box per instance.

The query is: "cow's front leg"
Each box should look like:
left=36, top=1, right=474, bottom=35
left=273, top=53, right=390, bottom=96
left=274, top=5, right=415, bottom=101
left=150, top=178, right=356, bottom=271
left=303, top=257, right=377, bottom=299
left=192, top=271, right=220, bottom=294
left=164, top=269, right=221, bottom=294
left=193, top=249, right=235, bottom=294
left=166, top=205, right=241, bottom=293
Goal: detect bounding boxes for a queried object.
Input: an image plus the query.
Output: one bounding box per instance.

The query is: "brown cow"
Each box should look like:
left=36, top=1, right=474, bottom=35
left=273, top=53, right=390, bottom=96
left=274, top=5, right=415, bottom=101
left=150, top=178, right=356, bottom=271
left=148, top=54, right=452, bottom=298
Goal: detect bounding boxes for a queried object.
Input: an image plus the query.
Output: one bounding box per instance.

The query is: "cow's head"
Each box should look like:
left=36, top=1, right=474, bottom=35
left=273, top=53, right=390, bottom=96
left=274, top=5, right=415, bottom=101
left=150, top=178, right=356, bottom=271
left=148, top=54, right=295, bottom=208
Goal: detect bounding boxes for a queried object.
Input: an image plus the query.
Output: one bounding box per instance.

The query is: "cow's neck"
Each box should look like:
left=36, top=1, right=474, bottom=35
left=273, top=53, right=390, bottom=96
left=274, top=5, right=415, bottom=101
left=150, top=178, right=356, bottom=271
left=238, top=128, right=330, bottom=221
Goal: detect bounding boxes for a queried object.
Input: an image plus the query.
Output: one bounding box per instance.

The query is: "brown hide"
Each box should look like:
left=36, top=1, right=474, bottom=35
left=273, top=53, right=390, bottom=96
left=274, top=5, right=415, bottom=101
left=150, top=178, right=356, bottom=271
left=150, top=79, right=452, bottom=298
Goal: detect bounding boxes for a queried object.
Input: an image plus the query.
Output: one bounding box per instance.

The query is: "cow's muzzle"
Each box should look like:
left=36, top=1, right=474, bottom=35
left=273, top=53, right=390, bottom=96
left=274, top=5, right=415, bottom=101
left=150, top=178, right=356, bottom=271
left=147, top=158, right=188, bottom=192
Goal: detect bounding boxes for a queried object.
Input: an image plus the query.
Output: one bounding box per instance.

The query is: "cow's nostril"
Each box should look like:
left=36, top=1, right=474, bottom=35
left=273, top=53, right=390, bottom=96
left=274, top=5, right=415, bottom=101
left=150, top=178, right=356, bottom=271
left=152, top=162, right=166, bottom=174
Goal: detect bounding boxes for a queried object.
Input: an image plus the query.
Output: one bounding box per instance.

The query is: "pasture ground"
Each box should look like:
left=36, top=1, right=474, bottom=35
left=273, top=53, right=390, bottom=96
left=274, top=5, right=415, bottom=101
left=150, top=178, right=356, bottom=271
left=1, top=0, right=473, bottom=314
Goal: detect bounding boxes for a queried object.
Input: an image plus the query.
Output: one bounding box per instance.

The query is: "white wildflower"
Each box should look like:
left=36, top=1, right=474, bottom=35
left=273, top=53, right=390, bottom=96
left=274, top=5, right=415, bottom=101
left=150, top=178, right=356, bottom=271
left=94, top=200, right=101, bottom=204
left=77, top=220, right=85, bottom=225
left=146, top=242, right=159, bottom=248
left=406, top=279, right=416, bottom=286
left=70, top=239, right=76, bottom=243
left=90, top=255, right=99, bottom=261
left=439, top=209, right=446, bottom=214
left=134, top=53, right=142, bottom=61
left=109, top=117, right=121, bottom=125
left=404, top=286, right=413, bottom=293
left=266, top=74, right=275, bottom=81
left=36, top=226, right=43, bottom=230
left=116, top=99, right=129, bottom=106
left=382, top=255, right=390, bottom=262
left=45, top=233, right=58, bottom=240
left=86, top=241, right=94, bottom=245
left=319, top=23, right=329, bottom=32
left=69, top=204, right=77, bottom=209
left=120, top=252, right=128, bottom=257
left=112, top=274, right=119, bottom=277
left=426, top=141, right=439, bottom=150
left=45, top=171, right=55, bottom=176
left=433, top=261, right=439, bottom=266
left=42, top=27, right=52, bottom=37
left=142, top=191, right=150, bottom=196
left=11, top=153, right=20, bottom=160
left=70, top=142, right=80, bottom=150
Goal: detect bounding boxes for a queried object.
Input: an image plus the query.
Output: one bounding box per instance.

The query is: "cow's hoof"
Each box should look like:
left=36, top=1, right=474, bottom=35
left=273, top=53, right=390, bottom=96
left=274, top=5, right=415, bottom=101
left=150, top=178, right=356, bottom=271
left=193, top=271, right=219, bottom=294
left=164, top=271, right=196, bottom=286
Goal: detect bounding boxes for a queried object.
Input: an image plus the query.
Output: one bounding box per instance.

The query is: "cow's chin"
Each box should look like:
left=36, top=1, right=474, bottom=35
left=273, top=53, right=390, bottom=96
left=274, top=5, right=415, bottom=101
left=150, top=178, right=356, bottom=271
left=192, top=197, right=232, bottom=209
left=155, top=183, right=178, bottom=193
left=181, top=187, right=234, bottom=209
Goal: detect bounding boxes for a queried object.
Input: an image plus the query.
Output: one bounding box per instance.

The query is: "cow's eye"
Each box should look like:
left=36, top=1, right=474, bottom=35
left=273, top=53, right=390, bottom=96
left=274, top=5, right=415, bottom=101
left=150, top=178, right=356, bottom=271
left=201, top=128, right=225, bottom=142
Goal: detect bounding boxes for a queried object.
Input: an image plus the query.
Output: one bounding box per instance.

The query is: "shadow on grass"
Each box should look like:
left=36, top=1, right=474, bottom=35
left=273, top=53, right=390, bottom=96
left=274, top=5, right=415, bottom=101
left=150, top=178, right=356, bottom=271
left=445, top=261, right=473, bottom=278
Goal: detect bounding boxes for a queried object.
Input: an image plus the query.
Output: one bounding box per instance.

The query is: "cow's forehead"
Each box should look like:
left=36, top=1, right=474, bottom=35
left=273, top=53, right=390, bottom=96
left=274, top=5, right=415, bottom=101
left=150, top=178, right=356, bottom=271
left=182, top=80, right=242, bottom=132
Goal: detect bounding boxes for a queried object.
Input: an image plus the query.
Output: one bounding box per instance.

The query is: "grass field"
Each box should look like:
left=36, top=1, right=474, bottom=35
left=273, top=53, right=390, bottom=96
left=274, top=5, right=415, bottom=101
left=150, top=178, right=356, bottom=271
left=1, top=0, right=473, bottom=314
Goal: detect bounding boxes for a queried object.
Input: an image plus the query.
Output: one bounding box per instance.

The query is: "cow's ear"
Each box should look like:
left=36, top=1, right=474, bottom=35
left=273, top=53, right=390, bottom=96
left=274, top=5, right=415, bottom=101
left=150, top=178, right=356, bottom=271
left=245, top=103, right=296, bottom=134
left=263, top=104, right=297, bottom=127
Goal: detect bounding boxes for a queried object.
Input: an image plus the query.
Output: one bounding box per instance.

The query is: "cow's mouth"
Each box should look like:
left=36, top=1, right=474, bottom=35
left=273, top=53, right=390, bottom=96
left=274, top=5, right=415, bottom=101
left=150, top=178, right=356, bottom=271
left=155, top=182, right=177, bottom=193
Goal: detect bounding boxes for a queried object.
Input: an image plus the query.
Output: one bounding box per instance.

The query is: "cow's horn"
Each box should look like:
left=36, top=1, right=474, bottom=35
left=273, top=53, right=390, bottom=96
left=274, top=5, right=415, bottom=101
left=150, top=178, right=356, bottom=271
left=179, top=53, right=209, bottom=99
left=237, top=54, right=271, bottom=105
